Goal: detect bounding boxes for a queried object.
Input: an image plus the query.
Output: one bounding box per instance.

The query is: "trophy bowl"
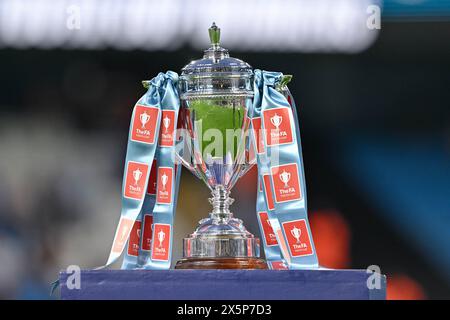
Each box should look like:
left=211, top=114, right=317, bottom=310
left=174, top=23, right=266, bottom=269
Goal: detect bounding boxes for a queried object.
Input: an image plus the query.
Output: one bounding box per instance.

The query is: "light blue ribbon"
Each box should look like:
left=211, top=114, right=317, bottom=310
left=106, top=71, right=180, bottom=269
left=144, top=71, right=181, bottom=269
left=250, top=70, right=319, bottom=269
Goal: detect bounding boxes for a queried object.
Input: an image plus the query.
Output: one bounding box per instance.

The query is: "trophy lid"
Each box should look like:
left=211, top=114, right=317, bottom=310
left=180, top=23, right=253, bottom=98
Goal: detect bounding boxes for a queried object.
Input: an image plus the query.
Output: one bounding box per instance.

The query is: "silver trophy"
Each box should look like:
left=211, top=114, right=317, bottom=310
left=174, top=23, right=269, bottom=269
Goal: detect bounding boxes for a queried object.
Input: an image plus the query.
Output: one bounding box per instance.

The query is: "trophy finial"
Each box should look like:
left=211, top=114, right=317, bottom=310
left=208, top=22, right=221, bottom=47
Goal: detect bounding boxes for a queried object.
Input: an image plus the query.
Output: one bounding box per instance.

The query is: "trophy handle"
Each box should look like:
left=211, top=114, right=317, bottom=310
left=276, top=75, right=292, bottom=91
left=142, top=80, right=150, bottom=89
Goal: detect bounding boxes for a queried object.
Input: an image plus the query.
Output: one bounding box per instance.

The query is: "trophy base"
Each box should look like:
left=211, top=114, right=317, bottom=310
left=175, top=257, right=268, bottom=270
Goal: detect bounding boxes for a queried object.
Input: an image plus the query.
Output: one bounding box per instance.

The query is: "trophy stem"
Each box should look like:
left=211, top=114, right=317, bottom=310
left=208, top=186, right=234, bottom=221
left=175, top=185, right=268, bottom=269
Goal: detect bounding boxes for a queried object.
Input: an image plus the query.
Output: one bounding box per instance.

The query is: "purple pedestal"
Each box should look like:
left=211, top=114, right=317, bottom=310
left=59, top=269, right=386, bottom=300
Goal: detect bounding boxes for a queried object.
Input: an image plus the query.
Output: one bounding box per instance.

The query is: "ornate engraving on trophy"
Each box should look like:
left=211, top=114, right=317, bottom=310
left=263, top=107, right=293, bottom=146
left=271, top=163, right=302, bottom=203
left=131, top=105, right=159, bottom=144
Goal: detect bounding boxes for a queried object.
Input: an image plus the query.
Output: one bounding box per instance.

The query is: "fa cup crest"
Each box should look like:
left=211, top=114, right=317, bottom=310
left=139, top=111, right=151, bottom=129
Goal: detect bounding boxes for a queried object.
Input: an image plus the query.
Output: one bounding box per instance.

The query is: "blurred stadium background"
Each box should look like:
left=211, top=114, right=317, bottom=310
left=0, top=0, right=449, bottom=299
